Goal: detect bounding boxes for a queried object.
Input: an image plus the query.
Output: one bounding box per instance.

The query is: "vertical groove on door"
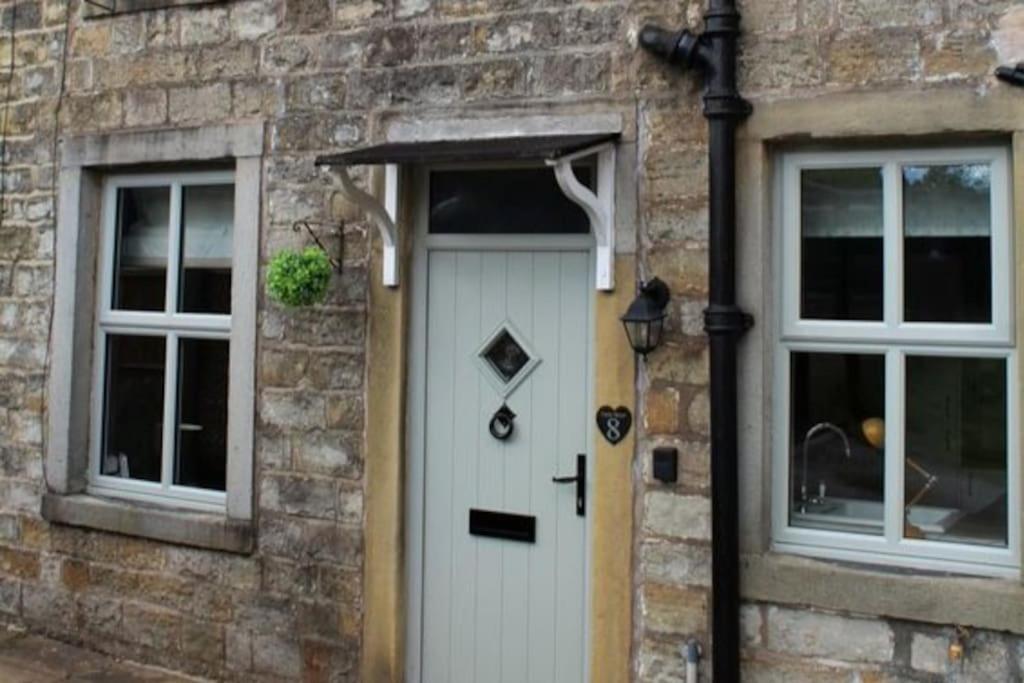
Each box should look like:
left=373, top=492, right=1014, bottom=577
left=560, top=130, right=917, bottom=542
left=529, top=251, right=560, bottom=683
left=555, top=252, right=588, bottom=683
left=502, top=252, right=533, bottom=683
left=476, top=252, right=507, bottom=682
left=552, top=254, right=564, bottom=682
left=451, top=251, right=482, bottom=683
left=422, top=251, right=457, bottom=683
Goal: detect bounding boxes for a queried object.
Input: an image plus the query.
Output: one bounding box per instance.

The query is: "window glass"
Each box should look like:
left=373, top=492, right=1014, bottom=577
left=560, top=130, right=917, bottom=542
left=789, top=351, right=885, bottom=535
left=905, top=356, right=1007, bottom=547
left=800, top=168, right=884, bottom=321
left=175, top=338, right=229, bottom=491
left=96, top=173, right=236, bottom=509
left=113, top=186, right=170, bottom=312
left=179, top=184, right=234, bottom=314
left=101, top=334, right=166, bottom=482
left=903, top=164, right=992, bottom=323
left=429, top=167, right=592, bottom=234
left=780, top=148, right=1013, bottom=573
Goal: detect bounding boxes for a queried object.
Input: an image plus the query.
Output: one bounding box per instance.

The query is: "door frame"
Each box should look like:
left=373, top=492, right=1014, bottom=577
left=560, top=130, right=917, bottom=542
left=360, top=161, right=637, bottom=683
left=404, top=162, right=598, bottom=682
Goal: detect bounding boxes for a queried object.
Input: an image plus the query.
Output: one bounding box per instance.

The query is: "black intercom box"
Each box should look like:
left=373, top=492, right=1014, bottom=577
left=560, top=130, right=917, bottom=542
left=653, top=447, right=678, bottom=483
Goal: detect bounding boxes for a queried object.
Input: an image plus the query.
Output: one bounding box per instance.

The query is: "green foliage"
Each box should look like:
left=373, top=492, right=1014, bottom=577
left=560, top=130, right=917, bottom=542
left=266, top=247, right=333, bottom=307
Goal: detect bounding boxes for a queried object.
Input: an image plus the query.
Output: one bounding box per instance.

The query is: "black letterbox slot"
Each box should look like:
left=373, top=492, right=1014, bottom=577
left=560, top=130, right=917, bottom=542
left=469, top=509, right=536, bottom=543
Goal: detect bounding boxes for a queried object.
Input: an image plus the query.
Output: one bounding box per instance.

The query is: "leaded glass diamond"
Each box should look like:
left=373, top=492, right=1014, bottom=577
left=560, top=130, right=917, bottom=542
left=483, top=330, right=530, bottom=382
left=474, top=322, right=541, bottom=398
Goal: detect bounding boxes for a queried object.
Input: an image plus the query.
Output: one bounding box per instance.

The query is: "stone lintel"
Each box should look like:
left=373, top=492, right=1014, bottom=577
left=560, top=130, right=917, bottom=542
left=61, top=122, right=265, bottom=169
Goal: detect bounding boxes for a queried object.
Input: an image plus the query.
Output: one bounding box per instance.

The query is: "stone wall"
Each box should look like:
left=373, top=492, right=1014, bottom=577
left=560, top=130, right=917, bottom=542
left=0, top=0, right=1020, bottom=680
left=740, top=605, right=1024, bottom=681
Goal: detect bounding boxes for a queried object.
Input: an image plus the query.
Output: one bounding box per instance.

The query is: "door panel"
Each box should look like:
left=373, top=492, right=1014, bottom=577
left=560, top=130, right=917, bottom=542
left=419, top=250, right=590, bottom=683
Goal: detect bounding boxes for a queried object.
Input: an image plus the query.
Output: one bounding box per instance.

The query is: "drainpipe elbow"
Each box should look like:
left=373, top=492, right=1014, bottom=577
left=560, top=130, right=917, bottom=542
left=996, top=63, right=1024, bottom=87
left=639, top=24, right=709, bottom=71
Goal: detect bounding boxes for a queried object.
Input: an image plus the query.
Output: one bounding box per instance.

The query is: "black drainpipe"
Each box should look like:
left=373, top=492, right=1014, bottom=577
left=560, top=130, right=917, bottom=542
left=640, top=3, right=752, bottom=681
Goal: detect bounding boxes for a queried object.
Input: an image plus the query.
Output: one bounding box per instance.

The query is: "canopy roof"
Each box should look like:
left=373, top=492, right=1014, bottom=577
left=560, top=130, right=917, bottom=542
left=315, top=133, right=619, bottom=167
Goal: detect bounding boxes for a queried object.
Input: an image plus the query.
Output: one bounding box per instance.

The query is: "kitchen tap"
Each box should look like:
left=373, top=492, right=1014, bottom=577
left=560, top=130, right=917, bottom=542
left=800, top=422, right=851, bottom=512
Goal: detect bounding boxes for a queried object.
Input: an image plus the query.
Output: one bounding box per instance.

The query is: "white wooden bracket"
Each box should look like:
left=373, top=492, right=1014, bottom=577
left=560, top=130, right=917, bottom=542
left=548, top=143, right=616, bottom=290
left=336, top=164, right=400, bottom=287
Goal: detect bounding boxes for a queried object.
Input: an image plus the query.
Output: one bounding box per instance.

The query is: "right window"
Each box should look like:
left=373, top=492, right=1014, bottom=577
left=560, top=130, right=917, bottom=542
left=774, top=147, right=1019, bottom=575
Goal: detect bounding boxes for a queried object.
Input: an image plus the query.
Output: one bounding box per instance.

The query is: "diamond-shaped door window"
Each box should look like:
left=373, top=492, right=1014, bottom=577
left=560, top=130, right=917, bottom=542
left=475, top=322, right=541, bottom=397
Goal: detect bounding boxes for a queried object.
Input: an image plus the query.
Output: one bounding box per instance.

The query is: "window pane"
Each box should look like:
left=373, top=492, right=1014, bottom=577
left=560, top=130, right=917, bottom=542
left=179, top=184, right=234, bottom=314
left=789, top=352, right=885, bottom=535
left=101, top=334, right=166, bottom=482
left=800, top=168, right=884, bottom=321
left=429, top=167, right=592, bottom=234
left=174, top=338, right=229, bottom=491
left=905, top=356, right=1007, bottom=547
left=113, top=187, right=170, bottom=312
left=903, top=164, right=992, bottom=323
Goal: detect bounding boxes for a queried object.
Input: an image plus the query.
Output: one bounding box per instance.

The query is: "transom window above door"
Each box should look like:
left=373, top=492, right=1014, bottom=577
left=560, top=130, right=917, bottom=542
left=428, top=167, right=593, bottom=234
left=92, top=171, right=236, bottom=511
left=773, top=147, right=1018, bottom=576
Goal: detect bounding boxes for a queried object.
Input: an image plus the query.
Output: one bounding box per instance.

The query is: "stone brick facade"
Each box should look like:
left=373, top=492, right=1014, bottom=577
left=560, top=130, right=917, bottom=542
left=0, top=0, right=1020, bottom=680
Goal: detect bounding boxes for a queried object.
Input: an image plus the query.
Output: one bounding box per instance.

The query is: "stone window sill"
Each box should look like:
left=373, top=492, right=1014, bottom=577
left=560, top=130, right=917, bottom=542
left=742, top=552, right=1024, bottom=635
left=42, top=493, right=254, bottom=555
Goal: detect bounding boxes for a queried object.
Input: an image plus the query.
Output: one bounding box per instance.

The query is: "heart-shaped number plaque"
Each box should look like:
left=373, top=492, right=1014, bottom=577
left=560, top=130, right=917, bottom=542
left=596, top=406, right=632, bottom=445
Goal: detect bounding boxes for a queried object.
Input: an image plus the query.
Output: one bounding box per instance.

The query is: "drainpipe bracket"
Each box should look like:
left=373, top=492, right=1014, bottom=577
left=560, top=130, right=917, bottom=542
left=703, top=304, right=753, bottom=336
left=703, top=93, right=753, bottom=120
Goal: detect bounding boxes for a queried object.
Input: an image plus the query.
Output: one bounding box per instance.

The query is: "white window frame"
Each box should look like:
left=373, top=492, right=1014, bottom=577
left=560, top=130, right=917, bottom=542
left=88, top=170, right=237, bottom=512
left=772, top=146, right=1020, bottom=576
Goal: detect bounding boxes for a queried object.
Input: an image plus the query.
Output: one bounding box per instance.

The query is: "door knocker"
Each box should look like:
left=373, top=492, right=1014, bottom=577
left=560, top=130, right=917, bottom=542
left=489, top=404, right=516, bottom=441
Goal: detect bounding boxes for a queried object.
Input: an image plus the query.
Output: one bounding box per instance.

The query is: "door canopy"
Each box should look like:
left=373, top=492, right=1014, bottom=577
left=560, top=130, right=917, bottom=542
left=315, top=133, right=620, bottom=290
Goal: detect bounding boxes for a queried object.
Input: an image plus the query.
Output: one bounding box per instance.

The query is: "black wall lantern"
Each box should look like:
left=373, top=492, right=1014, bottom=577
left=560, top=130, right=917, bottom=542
left=621, top=277, right=671, bottom=358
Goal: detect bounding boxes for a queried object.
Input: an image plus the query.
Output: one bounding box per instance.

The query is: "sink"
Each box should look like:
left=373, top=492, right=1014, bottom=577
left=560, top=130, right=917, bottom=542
left=792, top=497, right=964, bottom=535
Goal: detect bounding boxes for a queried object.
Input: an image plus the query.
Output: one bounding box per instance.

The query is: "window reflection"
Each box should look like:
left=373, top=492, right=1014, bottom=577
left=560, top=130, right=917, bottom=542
left=800, top=168, right=884, bottom=321
left=429, top=167, right=593, bottom=234
left=789, top=352, right=886, bottom=535
left=903, top=164, right=992, bottom=323
left=179, top=184, right=234, bottom=315
left=113, top=187, right=170, bottom=312
left=905, top=356, right=1007, bottom=547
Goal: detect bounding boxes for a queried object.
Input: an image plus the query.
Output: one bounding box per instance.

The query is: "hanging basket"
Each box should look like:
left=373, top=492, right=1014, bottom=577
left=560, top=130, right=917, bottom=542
left=266, top=246, right=333, bottom=307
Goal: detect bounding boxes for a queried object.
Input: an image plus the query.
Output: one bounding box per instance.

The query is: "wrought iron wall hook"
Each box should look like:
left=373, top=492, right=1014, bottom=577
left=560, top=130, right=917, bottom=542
left=292, top=220, right=344, bottom=273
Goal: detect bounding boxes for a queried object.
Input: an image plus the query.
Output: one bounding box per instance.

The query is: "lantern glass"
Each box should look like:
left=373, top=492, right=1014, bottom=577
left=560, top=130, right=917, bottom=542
left=622, top=319, right=642, bottom=352
left=647, top=316, right=664, bottom=352
left=622, top=315, right=665, bottom=356
left=621, top=277, right=670, bottom=357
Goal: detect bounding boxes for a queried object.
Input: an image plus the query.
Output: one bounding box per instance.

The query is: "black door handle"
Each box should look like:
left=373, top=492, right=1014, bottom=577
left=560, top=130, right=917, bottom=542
left=552, top=454, right=585, bottom=516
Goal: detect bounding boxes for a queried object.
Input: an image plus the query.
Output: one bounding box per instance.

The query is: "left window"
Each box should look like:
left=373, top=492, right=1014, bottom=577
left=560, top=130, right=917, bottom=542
left=92, top=172, right=235, bottom=510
